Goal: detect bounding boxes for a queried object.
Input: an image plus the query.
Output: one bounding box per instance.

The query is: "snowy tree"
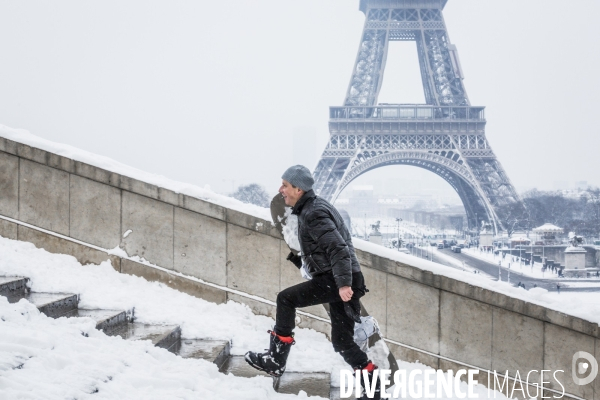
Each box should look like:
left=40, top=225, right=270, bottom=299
left=523, top=190, right=579, bottom=233
left=582, top=188, right=600, bottom=237
left=496, top=201, right=528, bottom=237
left=517, top=188, right=600, bottom=238
left=231, top=183, right=270, bottom=208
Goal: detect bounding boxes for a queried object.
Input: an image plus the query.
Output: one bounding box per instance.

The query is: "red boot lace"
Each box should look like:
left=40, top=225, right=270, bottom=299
left=268, top=330, right=295, bottom=344
left=355, top=361, right=378, bottom=372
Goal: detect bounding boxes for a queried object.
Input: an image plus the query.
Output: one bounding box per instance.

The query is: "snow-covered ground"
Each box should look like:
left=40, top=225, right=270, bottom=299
left=351, top=217, right=452, bottom=243
left=430, top=248, right=490, bottom=276
left=0, top=236, right=514, bottom=399
left=558, top=282, right=600, bottom=288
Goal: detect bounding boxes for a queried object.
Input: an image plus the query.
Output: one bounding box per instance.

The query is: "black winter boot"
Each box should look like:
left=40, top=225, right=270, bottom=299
left=245, top=330, right=295, bottom=377
left=356, top=361, right=381, bottom=400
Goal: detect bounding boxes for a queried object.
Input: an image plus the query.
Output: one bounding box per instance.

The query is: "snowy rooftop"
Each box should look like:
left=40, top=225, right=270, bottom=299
left=533, top=223, right=563, bottom=232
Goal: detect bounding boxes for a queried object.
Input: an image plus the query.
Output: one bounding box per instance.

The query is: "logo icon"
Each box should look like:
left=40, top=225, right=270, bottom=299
left=572, top=351, right=598, bottom=385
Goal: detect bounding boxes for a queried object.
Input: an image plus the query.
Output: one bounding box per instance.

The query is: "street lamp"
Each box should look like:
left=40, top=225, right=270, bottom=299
left=519, top=241, right=522, bottom=267
left=395, top=218, right=402, bottom=251
left=498, top=260, right=502, bottom=281
left=541, top=231, right=550, bottom=272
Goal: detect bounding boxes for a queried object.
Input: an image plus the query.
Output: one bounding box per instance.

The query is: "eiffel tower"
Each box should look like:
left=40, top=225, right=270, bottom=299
left=312, top=0, right=521, bottom=232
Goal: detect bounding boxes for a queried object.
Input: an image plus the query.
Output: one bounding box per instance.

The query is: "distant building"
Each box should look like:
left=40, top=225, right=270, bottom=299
left=334, top=184, right=466, bottom=230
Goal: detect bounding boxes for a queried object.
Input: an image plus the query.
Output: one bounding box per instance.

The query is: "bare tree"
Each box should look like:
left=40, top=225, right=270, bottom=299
left=523, top=190, right=575, bottom=228
left=231, top=183, right=270, bottom=208
left=518, top=189, right=600, bottom=238
left=584, top=188, right=600, bottom=237
left=449, top=215, right=464, bottom=234
left=496, top=201, right=527, bottom=237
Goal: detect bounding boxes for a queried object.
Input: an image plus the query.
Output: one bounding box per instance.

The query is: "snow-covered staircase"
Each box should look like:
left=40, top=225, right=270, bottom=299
left=110, top=322, right=182, bottom=352
left=1, top=276, right=79, bottom=318
left=0, top=276, right=28, bottom=300
left=220, top=356, right=333, bottom=398
left=180, top=339, right=231, bottom=369
left=277, top=372, right=332, bottom=398
left=0, top=275, right=225, bottom=362
left=62, top=309, right=128, bottom=333
left=1, top=275, right=335, bottom=398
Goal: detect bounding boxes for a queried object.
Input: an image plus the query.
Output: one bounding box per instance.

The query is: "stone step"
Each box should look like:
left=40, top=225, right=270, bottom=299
left=108, top=322, right=181, bottom=353
left=62, top=309, right=129, bottom=333
left=220, top=356, right=332, bottom=398
left=219, top=355, right=271, bottom=378
left=177, top=339, right=231, bottom=369
left=21, top=292, right=79, bottom=318
left=275, top=372, right=332, bottom=398
left=329, top=387, right=358, bottom=400
left=0, top=276, right=29, bottom=301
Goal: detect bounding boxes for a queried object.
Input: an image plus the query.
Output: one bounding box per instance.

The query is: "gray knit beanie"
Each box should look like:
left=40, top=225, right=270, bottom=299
left=282, top=165, right=314, bottom=192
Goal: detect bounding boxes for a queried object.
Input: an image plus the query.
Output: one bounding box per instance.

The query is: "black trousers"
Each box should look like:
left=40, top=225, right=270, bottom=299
left=274, top=271, right=369, bottom=368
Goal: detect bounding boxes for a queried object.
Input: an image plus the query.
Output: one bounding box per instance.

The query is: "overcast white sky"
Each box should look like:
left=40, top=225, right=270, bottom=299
left=1, top=0, right=599, bottom=197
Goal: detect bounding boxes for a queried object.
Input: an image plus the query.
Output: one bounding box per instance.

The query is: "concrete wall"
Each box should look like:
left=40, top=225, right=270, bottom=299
left=1, top=136, right=599, bottom=399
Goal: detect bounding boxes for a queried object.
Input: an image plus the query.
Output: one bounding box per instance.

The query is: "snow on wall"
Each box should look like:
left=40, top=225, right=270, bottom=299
left=0, top=124, right=271, bottom=221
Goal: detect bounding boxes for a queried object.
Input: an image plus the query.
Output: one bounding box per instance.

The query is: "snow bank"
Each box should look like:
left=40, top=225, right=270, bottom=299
left=430, top=247, right=485, bottom=275
left=0, top=124, right=271, bottom=221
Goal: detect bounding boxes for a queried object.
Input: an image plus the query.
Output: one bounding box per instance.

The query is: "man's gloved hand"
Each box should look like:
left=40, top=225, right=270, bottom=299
left=286, top=252, right=302, bottom=269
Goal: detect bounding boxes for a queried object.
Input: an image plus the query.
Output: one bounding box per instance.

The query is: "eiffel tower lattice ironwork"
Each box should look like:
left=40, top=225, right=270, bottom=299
left=312, top=0, right=521, bottom=232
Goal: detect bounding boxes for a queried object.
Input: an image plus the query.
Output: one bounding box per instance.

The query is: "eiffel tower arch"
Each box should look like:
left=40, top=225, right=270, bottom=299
left=313, top=0, right=521, bottom=232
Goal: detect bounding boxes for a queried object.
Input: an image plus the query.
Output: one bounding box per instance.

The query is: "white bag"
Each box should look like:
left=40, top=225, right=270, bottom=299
left=353, top=316, right=380, bottom=352
left=300, top=261, right=312, bottom=280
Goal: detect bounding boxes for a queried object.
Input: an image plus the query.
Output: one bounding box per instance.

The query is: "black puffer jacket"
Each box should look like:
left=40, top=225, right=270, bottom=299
left=292, top=190, right=360, bottom=288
